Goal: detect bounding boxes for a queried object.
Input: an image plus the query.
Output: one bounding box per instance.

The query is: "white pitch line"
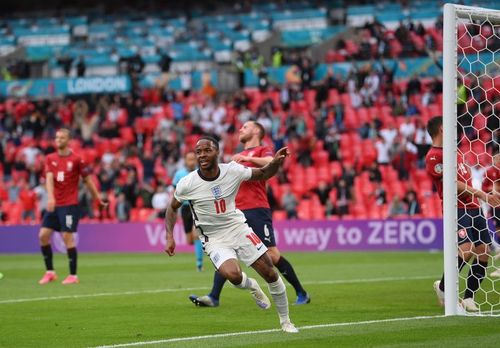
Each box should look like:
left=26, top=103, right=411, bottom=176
left=0, top=275, right=437, bottom=305
left=92, top=314, right=446, bottom=348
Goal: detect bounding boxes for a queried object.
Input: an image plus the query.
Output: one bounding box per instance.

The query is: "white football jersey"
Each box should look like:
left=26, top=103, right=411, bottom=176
left=174, top=161, right=252, bottom=237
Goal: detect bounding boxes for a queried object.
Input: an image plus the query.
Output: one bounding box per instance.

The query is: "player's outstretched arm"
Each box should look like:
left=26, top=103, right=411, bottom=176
left=233, top=154, right=273, bottom=168
left=457, top=180, right=500, bottom=207
left=165, top=195, right=182, bottom=256
left=250, top=147, right=289, bottom=181
left=83, top=176, right=108, bottom=207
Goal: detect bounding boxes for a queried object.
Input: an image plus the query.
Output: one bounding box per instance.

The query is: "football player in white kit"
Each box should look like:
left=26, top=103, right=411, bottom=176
left=165, top=136, right=298, bottom=333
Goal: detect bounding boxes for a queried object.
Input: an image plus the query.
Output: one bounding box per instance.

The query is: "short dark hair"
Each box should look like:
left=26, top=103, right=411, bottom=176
left=426, top=116, right=442, bottom=138
left=252, top=121, right=265, bottom=141
left=56, top=127, right=72, bottom=138
left=197, top=136, right=219, bottom=150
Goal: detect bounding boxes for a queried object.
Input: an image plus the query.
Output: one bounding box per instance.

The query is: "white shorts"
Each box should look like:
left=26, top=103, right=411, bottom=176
left=202, top=223, right=268, bottom=269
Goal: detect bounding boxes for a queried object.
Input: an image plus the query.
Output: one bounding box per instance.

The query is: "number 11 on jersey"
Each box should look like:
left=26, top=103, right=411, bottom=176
left=214, top=199, right=226, bottom=214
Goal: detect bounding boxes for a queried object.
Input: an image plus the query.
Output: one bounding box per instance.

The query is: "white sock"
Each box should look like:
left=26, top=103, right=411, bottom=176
left=234, top=272, right=253, bottom=290
left=267, top=276, right=290, bottom=324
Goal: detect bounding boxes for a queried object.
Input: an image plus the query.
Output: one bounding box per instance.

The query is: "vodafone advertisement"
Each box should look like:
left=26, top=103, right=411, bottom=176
left=0, top=219, right=443, bottom=253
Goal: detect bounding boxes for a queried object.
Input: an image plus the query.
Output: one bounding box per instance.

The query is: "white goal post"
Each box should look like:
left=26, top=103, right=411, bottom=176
left=443, top=3, right=500, bottom=316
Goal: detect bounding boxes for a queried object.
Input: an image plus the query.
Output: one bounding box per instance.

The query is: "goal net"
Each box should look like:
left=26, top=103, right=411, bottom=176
left=443, top=3, right=500, bottom=316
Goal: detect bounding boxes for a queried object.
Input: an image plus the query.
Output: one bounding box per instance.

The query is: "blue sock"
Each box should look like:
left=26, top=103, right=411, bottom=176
left=194, top=239, right=203, bottom=269
left=209, top=271, right=227, bottom=300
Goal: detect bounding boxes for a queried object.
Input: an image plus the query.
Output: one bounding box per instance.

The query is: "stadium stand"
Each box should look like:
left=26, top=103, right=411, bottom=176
left=0, top=0, right=498, bottom=225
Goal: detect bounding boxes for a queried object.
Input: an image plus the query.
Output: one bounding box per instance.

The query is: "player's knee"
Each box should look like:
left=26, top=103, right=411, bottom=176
left=262, top=266, right=278, bottom=283
left=39, top=229, right=51, bottom=244
left=62, top=233, right=75, bottom=247
left=225, top=269, right=243, bottom=285
left=268, top=248, right=281, bottom=265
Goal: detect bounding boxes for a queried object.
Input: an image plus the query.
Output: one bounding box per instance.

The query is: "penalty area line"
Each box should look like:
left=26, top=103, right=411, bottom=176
left=92, top=314, right=446, bottom=348
left=0, top=275, right=437, bottom=304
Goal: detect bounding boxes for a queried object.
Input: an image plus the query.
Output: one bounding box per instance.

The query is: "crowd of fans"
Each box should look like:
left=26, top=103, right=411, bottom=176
left=1, top=11, right=498, bottom=224
left=0, top=57, right=441, bottom=224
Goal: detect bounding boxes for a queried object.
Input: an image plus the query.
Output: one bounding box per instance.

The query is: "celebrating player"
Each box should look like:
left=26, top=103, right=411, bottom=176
left=38, top=128, right=108, bottom=285
left=189, top=121, right=310, bottom=308
left=165, top=137, right=298, bottom=333
left=172, top=151, right=204, bottom=271
left=426, top=117, right=500, bottom=311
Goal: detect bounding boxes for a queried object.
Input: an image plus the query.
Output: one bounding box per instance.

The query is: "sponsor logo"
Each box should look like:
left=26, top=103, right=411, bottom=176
left=52, top=161, right=57, bottom=166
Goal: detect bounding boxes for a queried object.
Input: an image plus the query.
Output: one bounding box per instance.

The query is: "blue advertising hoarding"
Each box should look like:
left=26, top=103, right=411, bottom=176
left=0, top=75, right=131, bottom=99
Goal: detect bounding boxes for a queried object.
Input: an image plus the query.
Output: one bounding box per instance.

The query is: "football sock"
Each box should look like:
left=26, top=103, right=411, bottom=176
left=464, top=259, right=488, bottom=299
left=234, top=272, right=252, bottom=290
left=267, top=276, right=290, bottom=324
left=209, top=271, right=227, bottom=300
left=194, top=239, right=203, bottom=269
left=41, top=245, right=54, bottom=271
left=276, top=256, right=306, bottom=296
left=67, top=247, right=77, bottom=275
left=439, top=256, right=465, bottom=291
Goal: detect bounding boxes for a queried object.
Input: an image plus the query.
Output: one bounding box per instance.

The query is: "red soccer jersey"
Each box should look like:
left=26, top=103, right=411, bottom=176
left=425, top=146, right=479, bottom=208
left=44, top=151, right=91, bottom=207
left=482, top=165, right=499, bottom=194
left=235, top=145, right=274, bottom=210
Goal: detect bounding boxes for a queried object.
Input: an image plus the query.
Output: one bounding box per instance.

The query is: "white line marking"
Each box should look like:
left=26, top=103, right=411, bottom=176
left=92, top=315, right=446, bottom=348
left=0, top=275, right=437, bottom=305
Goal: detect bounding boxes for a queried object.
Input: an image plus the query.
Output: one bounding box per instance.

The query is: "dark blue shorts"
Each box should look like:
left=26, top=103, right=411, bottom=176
left=41, top=204, right=80, bottom=233
left=243, top=208, right=276, bottom=248
left=457, top=208, right=491, bottom=246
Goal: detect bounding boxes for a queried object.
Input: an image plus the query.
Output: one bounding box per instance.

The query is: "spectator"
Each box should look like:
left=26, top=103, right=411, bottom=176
left=34, top=179, right=48, bottom=218
left=373, top=182, right=387, bottom=205
left=314, top=181, right=334, bottom=216
left=115, top=192, right=131, bottom=222
left=388, top=195, right=406, bottom=217
left=399, top=118, right=416, bottom=140
left=403, top=191, right=421, bottom=216
left=19, top=180, right=36, bottom=222
left=137, top=180, right=155, bottom=209
left=335, top=179, right=351, bottom=217
left=367, top=162, right=383, bottom=183
left=180, top=70, right=192, bottom=97
left=375, top=136, right=391, bottom=165
left=281, top=186, right=298, bottom=219
left=76, top=56, right=86, bottom=77
left=121, top=170, right=139, bottom=207
left=406, top=74, right=422, bottom=100
left=152, top=184, right=170, bottom=219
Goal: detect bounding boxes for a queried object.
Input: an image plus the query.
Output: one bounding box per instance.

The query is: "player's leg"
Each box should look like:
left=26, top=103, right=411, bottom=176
left=39, top=227, right=57, bottom=284
left=269, top=247, right=310, bottom=305
left=462, top=210, right=491, bottom=310
left=38, top=209, right=59, bottom=284
left=216, top=253, right=271, bottom=309
left=250, top=253, right=298, bottom=333
left=59, top=205, right=80, bottom=284
left=434, top=208, right=472, bottom=304
left=245, top=208, right=309, bottom=304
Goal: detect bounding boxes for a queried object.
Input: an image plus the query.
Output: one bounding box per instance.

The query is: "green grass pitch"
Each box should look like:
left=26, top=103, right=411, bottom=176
left=1, top=252, right=500, bottom=347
